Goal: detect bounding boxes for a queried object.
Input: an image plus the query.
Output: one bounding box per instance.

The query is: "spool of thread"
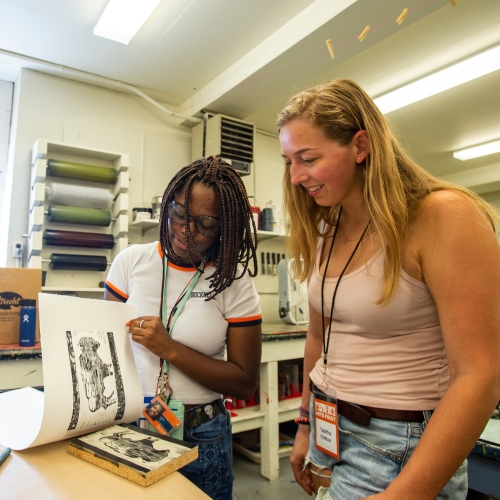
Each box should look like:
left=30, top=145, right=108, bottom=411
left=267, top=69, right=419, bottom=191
left=47, top=159, right=118, bottom=184
left=47, top=205, right=112, bottom=227
left=43, top=229, right=115, bottom=249
left=47, top=254, right=108, bottom=271
left=45, top=183, right=113, bottom=209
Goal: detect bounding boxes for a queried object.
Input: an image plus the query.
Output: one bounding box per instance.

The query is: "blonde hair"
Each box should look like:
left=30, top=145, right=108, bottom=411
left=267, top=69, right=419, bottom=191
left=277, top=78, right=499, bottom=304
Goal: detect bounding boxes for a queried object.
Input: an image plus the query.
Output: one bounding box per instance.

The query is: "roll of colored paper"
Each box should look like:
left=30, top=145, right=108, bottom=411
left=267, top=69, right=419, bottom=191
left=43, top=229, right=115, bottom=249
left=45, top=183, right=113, bottom=209
left=49, top=254, right=108, bottom=271
left=47, top=205, right=111, bottom=227
left=47, top=159, right=117, bottom=184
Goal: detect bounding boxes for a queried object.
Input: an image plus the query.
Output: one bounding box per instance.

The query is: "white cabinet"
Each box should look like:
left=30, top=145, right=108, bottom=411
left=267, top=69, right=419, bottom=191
left=231, top=332, right=306, bottom=480
left=27, top=139, right=129, bottom=293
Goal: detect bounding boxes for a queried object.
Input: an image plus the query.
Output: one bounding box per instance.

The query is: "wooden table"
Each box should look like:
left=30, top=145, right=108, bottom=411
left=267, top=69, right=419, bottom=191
left=0, top=441, right=209, bottom=499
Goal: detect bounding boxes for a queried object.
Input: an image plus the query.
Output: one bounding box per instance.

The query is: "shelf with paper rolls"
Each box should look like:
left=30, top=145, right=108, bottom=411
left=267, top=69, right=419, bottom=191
left=26, top=139, right=130, bottom=292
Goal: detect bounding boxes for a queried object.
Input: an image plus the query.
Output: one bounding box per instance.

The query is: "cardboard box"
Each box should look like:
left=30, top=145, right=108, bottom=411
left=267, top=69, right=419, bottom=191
left=0, top=268, right=42, bottom=345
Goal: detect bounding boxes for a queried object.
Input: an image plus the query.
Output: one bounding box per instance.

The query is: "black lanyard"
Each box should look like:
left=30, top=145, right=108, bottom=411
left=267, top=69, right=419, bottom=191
left=321, top=207, right=369, bottom=372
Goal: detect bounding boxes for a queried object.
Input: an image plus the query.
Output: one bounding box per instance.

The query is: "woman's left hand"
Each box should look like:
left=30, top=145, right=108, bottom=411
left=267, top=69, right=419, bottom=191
left=126, top=316, right=171, bottom=358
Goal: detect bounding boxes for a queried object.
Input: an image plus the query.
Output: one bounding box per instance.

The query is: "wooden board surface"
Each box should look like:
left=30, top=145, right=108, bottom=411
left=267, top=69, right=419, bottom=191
left=0, top=439, right=209, bottom=499
left=68, top=424, right=198, bottom=487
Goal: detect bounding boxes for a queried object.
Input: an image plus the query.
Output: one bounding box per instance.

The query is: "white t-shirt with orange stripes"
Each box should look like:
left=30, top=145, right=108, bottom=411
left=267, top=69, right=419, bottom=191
left=105, top=242, right=262, bottom=404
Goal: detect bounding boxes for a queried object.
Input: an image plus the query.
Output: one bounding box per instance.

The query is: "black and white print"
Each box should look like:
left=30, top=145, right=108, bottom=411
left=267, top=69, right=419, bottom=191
left=77, top=425, right=190, bottom=471
left=67, top=330, right=125, bottom=430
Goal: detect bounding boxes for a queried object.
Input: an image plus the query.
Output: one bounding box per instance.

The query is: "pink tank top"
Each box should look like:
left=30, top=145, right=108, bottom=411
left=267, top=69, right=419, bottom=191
left=309, top=246, right=449, bottom=411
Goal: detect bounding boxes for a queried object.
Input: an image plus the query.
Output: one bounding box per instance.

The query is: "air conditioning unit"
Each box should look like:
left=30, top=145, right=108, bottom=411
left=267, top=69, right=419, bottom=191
left=278, top=259, right=309, bottom=325
left=191, top=114, right=254, bottom=176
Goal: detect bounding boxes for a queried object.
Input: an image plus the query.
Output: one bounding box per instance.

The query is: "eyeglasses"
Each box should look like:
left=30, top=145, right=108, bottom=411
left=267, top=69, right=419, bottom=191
left=167, top=201, right=221, bottom=236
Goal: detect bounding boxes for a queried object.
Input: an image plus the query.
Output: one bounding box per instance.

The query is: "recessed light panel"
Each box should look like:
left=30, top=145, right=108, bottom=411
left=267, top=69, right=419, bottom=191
left=94, top=0, right=161, bottom=45
left=374, top=45, right=500, bottom=114
left=453, top=140, right=500, bottom=161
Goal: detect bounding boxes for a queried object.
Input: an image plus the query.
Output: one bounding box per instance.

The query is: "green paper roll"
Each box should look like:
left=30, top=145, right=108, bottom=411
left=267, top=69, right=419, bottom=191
left=47, top=159, right=117, bottom=184
left=48, top=205, right=111, bottom=227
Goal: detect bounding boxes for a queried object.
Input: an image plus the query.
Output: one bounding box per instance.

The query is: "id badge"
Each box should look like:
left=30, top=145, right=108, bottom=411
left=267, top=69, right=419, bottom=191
left=143, top=396, right=182, bottom=436
left=313, top=389, right=340, bottom=459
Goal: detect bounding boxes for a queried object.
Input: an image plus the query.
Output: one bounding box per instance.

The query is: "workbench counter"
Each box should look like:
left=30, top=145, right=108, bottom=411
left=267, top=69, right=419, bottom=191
left=0, top=440, right=209, bottom=499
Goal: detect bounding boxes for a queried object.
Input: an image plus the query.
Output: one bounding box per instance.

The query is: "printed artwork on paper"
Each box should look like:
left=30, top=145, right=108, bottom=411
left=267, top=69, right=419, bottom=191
left=66, top=330, right=125, bottom=430
left=77, top=426, right=191, bottom=471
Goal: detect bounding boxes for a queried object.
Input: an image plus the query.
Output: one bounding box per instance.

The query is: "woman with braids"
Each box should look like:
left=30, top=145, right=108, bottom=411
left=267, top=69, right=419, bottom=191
left=278, top=79, right=500, bottom=499
left=104, top=156, right=262, bottom=499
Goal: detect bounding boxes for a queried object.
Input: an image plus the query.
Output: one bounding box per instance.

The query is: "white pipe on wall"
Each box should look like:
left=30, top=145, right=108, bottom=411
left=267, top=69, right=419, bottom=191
left=0, top=48, right=202, bottom=124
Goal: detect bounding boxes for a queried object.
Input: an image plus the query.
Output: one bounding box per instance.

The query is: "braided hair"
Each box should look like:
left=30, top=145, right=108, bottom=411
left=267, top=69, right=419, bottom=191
left=159, top=156, right=258, bottom=299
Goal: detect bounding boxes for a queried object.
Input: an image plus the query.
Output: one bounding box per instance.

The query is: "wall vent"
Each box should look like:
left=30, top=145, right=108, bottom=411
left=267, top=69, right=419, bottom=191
left=191, top=114, right=255, bottom=176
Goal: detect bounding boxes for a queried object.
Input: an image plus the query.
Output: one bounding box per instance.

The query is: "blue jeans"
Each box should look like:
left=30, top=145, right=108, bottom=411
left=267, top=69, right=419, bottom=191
left=307, top=404, right=468, bottom=499
left=179, top=408, right=233, bottom=500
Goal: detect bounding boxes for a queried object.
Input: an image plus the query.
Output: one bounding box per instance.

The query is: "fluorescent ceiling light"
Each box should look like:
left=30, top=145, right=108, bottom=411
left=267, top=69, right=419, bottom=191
left=94, top=0, right=161, bottom=45
left=374, top=45, right=500, bottom=114
left=453, top=140, right=500, bottom=161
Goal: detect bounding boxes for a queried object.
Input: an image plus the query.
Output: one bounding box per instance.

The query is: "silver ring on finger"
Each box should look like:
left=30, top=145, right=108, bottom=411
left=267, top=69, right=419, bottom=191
left=139, top=319, right=144, bottom=329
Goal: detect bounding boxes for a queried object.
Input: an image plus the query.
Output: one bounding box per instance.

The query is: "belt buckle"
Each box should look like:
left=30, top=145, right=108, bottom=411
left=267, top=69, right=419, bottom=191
left=186, top=400, right=222, bottom=429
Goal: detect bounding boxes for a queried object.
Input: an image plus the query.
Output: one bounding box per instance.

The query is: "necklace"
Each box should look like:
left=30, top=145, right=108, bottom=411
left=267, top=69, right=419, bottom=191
left=320, top=207, right=370, bottom=374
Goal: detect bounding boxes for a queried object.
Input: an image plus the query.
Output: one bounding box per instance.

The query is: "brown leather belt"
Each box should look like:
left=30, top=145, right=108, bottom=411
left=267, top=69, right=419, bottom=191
left=310, top=381, right=429, bottom=426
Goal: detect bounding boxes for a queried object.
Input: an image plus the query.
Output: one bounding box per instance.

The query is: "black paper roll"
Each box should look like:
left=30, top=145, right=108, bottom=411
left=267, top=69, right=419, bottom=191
left=44, top=229, right=115, bottom=249
left=49, top=254, right=108, bottom=271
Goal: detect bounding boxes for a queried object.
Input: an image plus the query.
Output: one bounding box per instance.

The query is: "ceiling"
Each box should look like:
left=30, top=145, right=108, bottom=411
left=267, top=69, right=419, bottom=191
left=0, top=0, right=499, bottom=185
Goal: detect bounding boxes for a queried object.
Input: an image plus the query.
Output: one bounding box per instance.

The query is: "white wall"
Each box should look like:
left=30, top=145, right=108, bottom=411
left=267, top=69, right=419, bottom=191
left=252, top=132, right=286, bottom=323
left=0, top=80, right=13, bottom=263
left=253, top=132, right=284, bottom=210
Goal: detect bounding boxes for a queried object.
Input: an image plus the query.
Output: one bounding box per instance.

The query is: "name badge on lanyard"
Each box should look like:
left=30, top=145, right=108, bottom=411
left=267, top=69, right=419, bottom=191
left=313, top=392, right=340, bottom=459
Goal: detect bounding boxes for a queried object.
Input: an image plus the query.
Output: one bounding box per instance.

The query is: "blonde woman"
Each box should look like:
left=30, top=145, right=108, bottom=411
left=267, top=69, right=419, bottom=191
left=278, top=79, right=500, bottom=499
